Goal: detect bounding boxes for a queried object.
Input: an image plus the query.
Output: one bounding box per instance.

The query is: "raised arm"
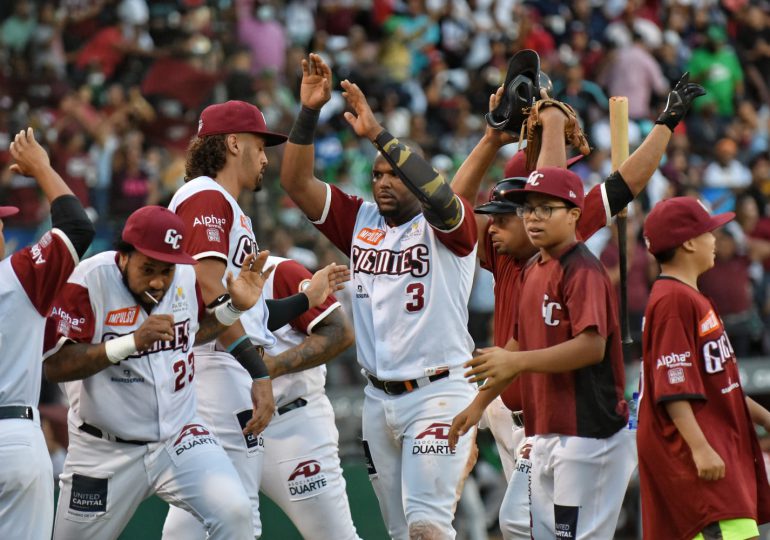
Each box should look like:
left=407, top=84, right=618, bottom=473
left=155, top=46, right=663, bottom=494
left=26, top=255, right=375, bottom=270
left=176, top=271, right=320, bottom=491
left=341, top=79, right=466, bottom=231
left=280, top=53, right=333, bottom=221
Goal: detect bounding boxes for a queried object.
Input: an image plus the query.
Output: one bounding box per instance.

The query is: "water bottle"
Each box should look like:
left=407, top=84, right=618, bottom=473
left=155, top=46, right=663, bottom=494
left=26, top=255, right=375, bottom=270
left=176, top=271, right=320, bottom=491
left=627, top=392, right=639, bottom=431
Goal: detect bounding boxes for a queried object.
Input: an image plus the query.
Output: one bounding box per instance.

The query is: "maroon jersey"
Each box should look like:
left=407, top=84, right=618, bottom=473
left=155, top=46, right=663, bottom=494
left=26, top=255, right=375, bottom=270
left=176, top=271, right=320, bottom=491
left=484, top=183, right=614, bottom=411
left=512, top=243, right=628, bottom=437
left=638, top=277, right=770, bottom=540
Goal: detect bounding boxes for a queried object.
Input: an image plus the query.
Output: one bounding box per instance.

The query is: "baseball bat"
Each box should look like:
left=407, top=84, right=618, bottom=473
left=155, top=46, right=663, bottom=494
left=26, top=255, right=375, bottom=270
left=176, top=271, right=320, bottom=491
left=609, top=96, right=633, bottom=346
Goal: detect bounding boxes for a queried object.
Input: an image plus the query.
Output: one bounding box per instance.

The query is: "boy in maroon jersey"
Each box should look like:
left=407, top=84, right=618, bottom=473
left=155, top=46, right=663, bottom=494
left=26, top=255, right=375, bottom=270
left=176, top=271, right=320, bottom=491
left=638, top=196, right=770, bottom=540
left=462, top=167, right=634, bottom=539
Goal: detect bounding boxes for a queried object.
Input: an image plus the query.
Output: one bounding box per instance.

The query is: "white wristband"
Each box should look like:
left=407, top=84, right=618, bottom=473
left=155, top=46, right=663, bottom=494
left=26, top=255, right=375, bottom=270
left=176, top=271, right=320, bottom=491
left=214, top=300, right=243, bottom=326
left=105, top=334, right=138, bottom=364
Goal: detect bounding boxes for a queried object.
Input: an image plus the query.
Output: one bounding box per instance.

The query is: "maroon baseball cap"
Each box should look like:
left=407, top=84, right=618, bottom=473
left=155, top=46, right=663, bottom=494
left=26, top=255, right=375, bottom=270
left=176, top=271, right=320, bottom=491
left=0, top=206, right=19, bottom=218
left=504, top=167, right=585, bottom=209
left=122, top=206, right=197, bottom=265
left=197, top=101, right=288, bottom=146
left=643, top=197, right=734, bottom=255
left=503, top=150, right=583, bottom=178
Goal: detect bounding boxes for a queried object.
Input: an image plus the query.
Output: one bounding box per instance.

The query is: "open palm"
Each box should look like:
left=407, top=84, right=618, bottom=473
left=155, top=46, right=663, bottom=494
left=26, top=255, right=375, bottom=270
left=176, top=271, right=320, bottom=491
left=226, top=251, right=274, bottom=311
left=300, top=53, right=332, bottom=110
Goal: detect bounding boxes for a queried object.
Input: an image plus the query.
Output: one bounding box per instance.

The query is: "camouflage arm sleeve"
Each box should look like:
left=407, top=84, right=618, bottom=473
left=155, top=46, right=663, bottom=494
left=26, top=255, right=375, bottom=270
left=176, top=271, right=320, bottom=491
left=373, top=130, right=464, bottom=231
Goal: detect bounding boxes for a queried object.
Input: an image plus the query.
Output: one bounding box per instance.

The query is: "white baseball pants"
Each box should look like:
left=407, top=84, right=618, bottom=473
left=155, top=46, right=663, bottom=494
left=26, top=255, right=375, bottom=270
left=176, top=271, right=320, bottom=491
left=0, top=412, right=54, bottom=540
left=362, top=375, right=477, bottom=540
left=54, top=419, right=251, bottom=540
left=529, top=429, right=637, bottom=539
left=163, top=352, right=264, bottom=539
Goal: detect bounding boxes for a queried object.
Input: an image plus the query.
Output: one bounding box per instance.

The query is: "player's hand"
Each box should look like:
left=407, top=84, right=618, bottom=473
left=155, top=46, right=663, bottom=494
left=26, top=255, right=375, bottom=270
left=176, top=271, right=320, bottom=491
left=303, top=262, right=350, bottom=309
left=134, top=314, right=175, bottom=351
left=300, top=53, right=332, bottom=110
left=448, top=400, right=484, bottom=450
left=484, top=86, right=518, bottom=146
left=655, top=72, right=706, bottom=131
left=464, top=347, right=522, bottom=388
left=226, top=251, right=275, bottom=311
left=9, top=128, right=52, bottom=178
left=341, top=80, right=383, bottom=141
left=243, top=378, right=276, bottom=436
left=691, top=444, right=726, bottom=481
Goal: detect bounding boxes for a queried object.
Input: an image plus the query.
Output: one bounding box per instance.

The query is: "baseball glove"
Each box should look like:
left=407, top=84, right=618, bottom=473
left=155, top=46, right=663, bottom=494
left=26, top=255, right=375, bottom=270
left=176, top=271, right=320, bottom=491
left=521, top=99, right=591, bottom=172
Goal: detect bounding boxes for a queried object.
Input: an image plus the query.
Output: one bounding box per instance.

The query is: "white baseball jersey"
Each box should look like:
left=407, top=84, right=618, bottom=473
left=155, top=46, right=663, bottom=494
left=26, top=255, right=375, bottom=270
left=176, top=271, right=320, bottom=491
left=168, top=176, right=275, bottom=349
left=262, top=256, right=340, bottom=407
left=0, top=229, right=78, bottom=407
left=43, top=251, right=204, bottom=442
left=313, top=184, right=477, bottom=380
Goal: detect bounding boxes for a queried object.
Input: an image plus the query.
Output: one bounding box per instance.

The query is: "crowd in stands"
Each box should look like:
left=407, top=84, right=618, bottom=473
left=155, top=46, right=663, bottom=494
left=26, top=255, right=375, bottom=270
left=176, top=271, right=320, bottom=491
left=2, top=0, right=770, bottom=375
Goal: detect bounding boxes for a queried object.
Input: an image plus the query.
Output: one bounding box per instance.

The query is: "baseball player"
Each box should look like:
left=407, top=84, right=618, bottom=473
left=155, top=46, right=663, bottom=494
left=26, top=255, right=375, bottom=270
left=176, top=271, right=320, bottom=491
left=43, top=206, right=273, bottom=540
left=461, top=167, right=635, bottom=539
left=639, top=197, right=770, bottom=540
left=163, top=100, right=349, bottom=539
left=449, top=75, right=706, bottom=538
left=259, top=255, right=360, bottom=539
left=281, top=53, right=478, bottom=539
left=0, top=128, right=94, bottom=540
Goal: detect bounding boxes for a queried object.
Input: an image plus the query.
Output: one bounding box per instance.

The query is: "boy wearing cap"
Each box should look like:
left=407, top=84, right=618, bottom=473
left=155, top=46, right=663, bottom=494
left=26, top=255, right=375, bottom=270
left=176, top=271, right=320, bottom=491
left=463, top=167, right=634, bottom=539
left=638, top=197, right=770, bottom=540
left=43, top=206, right=272, bottom=540
left=0, top=128, right=94, bottom=540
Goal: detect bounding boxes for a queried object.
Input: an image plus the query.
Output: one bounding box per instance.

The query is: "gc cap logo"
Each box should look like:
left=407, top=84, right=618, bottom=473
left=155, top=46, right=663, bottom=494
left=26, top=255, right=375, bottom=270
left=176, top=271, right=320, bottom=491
left=527, top=171, right=544, bottom=186
left=164, top=229, right=182, bottom=250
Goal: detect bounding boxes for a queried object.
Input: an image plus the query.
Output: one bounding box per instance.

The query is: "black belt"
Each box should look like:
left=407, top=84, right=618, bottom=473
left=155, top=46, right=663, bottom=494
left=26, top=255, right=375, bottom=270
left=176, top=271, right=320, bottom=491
left=367, top=370, right=450, bottom=396
left=512, top=410, right=525, bottom=429
left=79, top=422, right=152, bottom=446
left=0, top=406, right=33, bottom=420
left=276, top=397, right=308, bottom=416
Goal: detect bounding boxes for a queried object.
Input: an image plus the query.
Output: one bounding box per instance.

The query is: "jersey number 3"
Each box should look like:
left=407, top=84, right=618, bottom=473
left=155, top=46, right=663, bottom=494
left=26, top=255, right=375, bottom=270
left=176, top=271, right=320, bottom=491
left=173, top=352, right=195, bottom=391
left=405, top=283, right=425, bottom=312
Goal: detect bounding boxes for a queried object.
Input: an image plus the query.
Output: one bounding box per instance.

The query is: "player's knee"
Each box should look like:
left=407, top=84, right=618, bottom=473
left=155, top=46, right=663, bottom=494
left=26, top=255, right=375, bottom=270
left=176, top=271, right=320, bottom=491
left=214, top=490, right=252, bottom=530
left=408, top=520, right=446, bottom=540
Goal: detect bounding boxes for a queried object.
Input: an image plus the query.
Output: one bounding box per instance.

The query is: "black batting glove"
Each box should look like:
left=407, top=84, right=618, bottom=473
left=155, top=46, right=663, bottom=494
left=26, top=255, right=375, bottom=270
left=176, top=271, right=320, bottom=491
left=655, top=72, right=707, bottom=131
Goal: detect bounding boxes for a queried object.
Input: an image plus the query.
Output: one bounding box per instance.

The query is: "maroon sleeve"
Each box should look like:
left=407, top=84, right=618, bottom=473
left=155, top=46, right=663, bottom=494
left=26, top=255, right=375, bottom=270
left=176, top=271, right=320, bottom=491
left=44, top=282, right=96, bottom=355
left=646, top=303, right=705, bottom=403
left=11, top=230, right=78, bottom=316
left=479, top=219, right=496, bottom=272
left=577, top=184, right=611, bottom=241
left=174, top=191, right=234, bottom=260
left=272, top=260, right=338, bottom=334
left=431, top=195, right=478, bottom=257
left=313, top=184, right=364, bottom=256
left=563, top=257, right=612, bottom=339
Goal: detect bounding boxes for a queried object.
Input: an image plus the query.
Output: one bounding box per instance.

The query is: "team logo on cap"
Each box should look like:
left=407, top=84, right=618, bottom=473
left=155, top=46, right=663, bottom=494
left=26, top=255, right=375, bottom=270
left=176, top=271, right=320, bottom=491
left=197, top=119, right=203, bottom=135
left=527, top=171, right=544, bottom=186
left=164, top=229, right=182, bottom=250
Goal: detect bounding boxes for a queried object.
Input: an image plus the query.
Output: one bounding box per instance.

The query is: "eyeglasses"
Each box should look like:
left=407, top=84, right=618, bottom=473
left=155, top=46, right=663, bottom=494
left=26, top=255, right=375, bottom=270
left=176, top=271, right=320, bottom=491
left=515, top=205, right=569, bottom=220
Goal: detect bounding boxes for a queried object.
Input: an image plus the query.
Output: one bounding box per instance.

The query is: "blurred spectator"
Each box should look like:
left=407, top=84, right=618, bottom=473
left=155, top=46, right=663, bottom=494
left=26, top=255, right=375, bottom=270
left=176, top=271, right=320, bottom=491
left=236, top=0, right=287, bottom=77
left=699, top=227, right=761, bottom=357
left=1, top=0, right=36, bottom=54
left=702, top=138, right=752, bottom=211
left=598, top=32, right=668, bottom=120
left=687, top=25, right=744, bottom=118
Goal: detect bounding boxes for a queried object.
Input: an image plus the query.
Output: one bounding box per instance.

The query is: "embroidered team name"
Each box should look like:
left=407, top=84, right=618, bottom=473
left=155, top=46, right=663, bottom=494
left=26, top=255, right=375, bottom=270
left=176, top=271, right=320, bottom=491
left=105, top=306, right=139, bottom=326
left=351, top=244, right=430, bottom=277
left=356, top=227, right=386, bottom=245
left=699, top=310, right=720, bottom=336
left=103, top=319, right=192, bottom=357
left=412, top=422, right=456, bottom=455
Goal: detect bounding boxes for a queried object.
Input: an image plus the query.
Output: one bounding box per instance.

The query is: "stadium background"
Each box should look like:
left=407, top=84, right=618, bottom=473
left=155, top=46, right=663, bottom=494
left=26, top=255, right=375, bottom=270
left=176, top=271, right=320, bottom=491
left=4, top=0, right=770, bottom=537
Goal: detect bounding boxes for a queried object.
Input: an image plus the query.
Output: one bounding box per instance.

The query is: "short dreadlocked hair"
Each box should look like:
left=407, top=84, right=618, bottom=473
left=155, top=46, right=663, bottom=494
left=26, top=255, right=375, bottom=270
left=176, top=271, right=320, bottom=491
left=184, top=135, right=227, bottom=182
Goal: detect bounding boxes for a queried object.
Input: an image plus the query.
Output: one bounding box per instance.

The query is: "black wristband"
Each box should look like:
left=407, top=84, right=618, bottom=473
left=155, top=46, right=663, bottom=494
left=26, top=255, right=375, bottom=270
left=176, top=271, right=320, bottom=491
left=288, top=106, right=320, bottom=145
left=230, top=338, right=270, bottom=380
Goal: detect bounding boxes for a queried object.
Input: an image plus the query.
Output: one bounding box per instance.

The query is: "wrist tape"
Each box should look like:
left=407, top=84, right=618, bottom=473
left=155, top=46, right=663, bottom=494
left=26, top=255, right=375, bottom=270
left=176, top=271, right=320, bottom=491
left=208, top=294, right=244, bottom=326
left=288, top=106, right=320, bottom=145
left=105, top=334, right=138, bottom=364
